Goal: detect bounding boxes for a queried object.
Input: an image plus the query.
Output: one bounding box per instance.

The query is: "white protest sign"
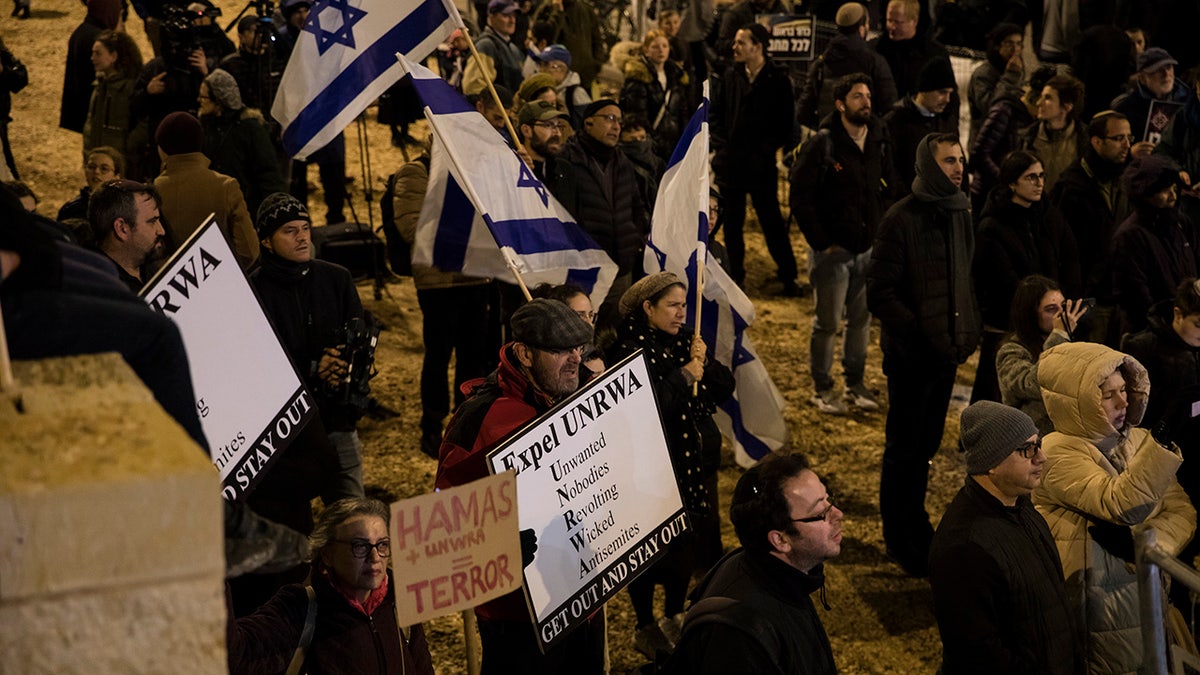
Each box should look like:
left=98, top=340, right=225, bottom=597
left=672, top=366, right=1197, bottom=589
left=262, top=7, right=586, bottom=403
left=390, top=472, right=522, bottom=626
left=487, top=350, right=687, bottom=652
left=140, top=216, right=316, bottom=500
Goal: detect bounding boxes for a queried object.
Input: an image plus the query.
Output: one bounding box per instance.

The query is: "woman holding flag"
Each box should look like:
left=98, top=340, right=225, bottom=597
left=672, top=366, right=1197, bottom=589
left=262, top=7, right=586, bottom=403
left=611, top=271, right=734, bottom=657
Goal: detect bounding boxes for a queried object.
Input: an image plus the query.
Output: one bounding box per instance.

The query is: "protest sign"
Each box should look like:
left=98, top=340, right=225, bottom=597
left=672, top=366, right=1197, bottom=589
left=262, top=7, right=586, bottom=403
left=140, top=216, right=315, bottom=501
left=390, top=472, right=522, bottom=626
left=487, top=350, right=686, bottom=652
left=761, top=14, right=816, bottom=62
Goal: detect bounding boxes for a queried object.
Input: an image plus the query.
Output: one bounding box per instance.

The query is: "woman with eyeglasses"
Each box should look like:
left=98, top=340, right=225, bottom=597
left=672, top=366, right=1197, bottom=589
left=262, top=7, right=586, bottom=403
left=229, top=498, right=435, bottom=675
left=972, top=150, right=1081, bottom=404
left=996, top=274, right=1089, bottom=437
left=1032, top=341, right=1194, bottom=673
left=610, top=272, right=734, bottom=657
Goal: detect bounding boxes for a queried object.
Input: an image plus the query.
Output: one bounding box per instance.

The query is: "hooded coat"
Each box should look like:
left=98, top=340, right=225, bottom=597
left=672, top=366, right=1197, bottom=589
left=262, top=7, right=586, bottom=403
left=1033, top=342, right=1195, bottom=675
left=868, top=134, right=981, bottom=365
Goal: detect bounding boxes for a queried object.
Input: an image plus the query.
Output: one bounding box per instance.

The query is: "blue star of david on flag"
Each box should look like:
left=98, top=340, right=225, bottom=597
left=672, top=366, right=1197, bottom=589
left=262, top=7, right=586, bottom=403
left=303, top=0, right=369, bottom=55
left=515, top=160, right=549, bottom=207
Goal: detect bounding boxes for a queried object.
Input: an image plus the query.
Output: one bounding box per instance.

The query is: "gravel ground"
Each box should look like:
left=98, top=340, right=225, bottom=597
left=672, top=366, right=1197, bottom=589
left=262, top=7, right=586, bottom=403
left=7, top=5, right=976, bottom=672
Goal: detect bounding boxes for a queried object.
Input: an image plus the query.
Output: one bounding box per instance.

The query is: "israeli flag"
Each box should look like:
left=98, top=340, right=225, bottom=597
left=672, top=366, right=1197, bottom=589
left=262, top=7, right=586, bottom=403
left=400, top=55, right=617, bottom=309
left=272, top=0, right=461, bottom=160
left=645, top=82, right=789, bottom=467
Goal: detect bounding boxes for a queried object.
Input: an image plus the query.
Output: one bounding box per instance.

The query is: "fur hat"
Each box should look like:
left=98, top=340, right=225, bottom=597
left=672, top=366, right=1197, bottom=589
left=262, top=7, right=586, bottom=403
left=619, top=271, right=684, bottom=317
left=256, top=192, right=309, bottom=239
left=204, top=69, right=243, bottom=111
left=155, top=111, right=204, bottom=155
left=960, top=401, right=1039, bottom=474
left=511, top=299, right=594, bottom=349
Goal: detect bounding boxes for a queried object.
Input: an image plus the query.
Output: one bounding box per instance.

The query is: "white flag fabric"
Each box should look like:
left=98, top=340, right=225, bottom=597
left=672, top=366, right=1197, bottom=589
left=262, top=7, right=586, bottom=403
left=645, top=82, right=789, bottom=467
left=272, top=0, right=461, bottom=160
left=401, top=55, right=618, bottom=309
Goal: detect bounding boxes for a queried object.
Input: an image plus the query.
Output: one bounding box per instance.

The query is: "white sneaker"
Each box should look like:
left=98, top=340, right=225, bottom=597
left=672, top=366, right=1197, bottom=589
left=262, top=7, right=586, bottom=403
left=811, top=389, right=849, bottom=415
left=844, top=384, right=881, bottom=411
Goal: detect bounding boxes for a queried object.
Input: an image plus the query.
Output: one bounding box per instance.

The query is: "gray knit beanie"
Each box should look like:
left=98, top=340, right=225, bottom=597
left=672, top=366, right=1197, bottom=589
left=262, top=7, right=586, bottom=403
left=205, top=69, right=244, bottom=111
left=960, top=401, right=1039, bottom=474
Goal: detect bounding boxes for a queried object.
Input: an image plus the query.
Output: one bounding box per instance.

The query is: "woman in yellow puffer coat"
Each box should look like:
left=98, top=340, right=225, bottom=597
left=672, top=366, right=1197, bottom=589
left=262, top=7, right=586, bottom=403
left=1033, top=341, right=1195, bottom=674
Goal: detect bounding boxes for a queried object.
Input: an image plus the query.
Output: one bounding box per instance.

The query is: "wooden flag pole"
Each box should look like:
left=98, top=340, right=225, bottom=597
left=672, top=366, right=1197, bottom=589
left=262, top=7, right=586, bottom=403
left=0, top=297, right=13, bottom=392
left=461, top=26, right=526, bottom=155
left=462, top=609, right=481, bottom=675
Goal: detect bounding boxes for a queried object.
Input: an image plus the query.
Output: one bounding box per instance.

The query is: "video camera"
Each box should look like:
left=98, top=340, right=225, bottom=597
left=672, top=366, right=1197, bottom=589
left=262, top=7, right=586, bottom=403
left=161, top=3, right=224, bottom=72
left=321, top=313, right=381, bottom=412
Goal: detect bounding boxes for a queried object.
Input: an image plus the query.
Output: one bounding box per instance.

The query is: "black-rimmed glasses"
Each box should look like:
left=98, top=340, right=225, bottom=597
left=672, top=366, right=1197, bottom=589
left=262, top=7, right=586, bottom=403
left=336, top=538, right=391, bottom=559
left=1016, top=438, right=1042, bottom=459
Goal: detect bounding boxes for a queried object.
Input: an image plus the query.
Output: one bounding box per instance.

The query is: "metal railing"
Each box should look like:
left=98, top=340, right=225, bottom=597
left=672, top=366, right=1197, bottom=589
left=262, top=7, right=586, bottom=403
left=1137, top=529, right=1200, bottom=674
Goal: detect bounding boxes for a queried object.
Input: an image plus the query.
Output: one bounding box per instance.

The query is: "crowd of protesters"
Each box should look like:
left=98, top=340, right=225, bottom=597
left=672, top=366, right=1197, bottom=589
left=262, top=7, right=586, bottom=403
left=10, top=0, right=1200, bottom=672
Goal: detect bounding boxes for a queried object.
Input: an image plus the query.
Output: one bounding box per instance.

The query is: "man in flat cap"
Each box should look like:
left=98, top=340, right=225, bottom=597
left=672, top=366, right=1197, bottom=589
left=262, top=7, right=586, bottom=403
left=928, top=401, right=1082, bottom=675
left=436, top=298, right=605, bottom=673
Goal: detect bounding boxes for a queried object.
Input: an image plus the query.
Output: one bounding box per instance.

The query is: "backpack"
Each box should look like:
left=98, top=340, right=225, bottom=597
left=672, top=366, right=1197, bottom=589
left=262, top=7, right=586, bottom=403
left=378, top=162, right=419, bottom=277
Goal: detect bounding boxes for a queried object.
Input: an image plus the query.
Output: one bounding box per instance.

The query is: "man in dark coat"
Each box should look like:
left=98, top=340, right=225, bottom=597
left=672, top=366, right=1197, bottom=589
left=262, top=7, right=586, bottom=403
left=666, top=453, right=840, bottom=675
left=1110, top=154, right=1200, bottom=334
left=930, top=401, right=1084, bottom=675
left=868, top=132, right=981, bottom=576
left=883, top=57, right=959, bottom=195
left=1047, top=111, right=1133, bottom=345
left=871, top=0, right=949, bottom=99
left=711, top=23, right=800, bottom=294
left=1111, top=47, right=1193, bottom=150
left=249, top=193, right=367, bottom=502
left=435, top=299, right=605, bottom=675
left=546, top=99, right=649, bottom=332
left=797, top=2, right=897, bottom=128
left=791, top=72, right=899, bottom=414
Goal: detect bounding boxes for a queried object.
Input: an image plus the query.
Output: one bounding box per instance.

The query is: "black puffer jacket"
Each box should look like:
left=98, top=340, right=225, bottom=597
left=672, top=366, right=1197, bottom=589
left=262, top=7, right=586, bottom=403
left=789, top=112, right=899, bottom=253
left=868, top=194, right=982, bottom=365
left=870, top=32, right=949, bottom=99
left=620, top=56, right=690, bottom=163
left=929, top=477, right=1084, bottom=675
left=545, top=134, right=649, bottom=275
left=973, top=196, right=1081, bottom=328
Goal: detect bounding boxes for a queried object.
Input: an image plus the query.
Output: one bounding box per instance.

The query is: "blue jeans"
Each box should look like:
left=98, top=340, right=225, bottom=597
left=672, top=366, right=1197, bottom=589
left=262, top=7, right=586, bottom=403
left=809, top=246, right=871, bottom=391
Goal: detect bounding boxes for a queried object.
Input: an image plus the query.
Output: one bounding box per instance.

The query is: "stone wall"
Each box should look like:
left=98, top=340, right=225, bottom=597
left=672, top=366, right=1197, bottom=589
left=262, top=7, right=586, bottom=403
left=0, top=353, right=226, bottom=674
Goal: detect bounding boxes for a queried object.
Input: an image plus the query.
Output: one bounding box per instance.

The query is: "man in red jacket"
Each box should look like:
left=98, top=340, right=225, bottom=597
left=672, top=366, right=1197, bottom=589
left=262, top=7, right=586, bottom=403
left=436, top=298, right=604, bottom=674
